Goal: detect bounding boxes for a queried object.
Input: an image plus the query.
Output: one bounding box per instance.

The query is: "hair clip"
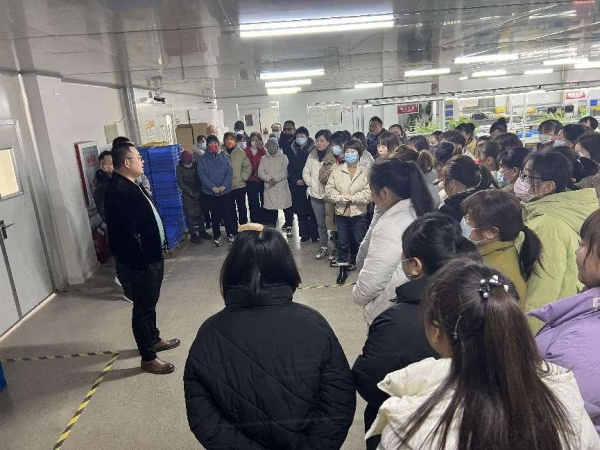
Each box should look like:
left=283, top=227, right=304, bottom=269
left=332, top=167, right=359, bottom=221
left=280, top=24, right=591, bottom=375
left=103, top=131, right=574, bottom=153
left=452, top=314, right=463, bottom=342
left=238, top=223, right=265, bottom=233
left=479, top=275, right=509, bottom=299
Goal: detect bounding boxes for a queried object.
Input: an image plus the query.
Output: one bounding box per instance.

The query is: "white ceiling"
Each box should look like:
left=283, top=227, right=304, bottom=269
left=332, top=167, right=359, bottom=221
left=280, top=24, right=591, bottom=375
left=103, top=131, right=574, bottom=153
left=0, top=0, right=598, bottom=99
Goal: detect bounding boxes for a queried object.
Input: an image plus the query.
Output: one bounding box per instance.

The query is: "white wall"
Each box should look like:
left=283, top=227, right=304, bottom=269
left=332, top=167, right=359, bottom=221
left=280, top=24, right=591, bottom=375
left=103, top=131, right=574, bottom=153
left=25, top=76, right=127, bottom=285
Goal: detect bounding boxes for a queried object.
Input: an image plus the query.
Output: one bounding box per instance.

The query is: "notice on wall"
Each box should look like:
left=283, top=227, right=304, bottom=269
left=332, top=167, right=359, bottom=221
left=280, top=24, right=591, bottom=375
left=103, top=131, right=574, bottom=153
left=104, top=124, right=119, bottom=144
left=565, top=90, right=586, bottom=100
left=146, top=120, right=157, bottom=142
left=308, top=102, right=343, bottom=127
left=397, top=104, right=419, bottom=114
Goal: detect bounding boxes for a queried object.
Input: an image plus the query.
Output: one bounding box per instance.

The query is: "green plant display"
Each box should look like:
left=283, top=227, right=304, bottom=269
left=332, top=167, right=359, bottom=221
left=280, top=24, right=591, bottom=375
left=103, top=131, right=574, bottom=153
left=446, top=117, right=472, bottom=130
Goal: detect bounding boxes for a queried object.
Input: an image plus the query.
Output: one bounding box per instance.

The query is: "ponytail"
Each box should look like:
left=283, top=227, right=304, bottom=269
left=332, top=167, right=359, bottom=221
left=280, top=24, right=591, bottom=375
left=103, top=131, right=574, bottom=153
left=408, top=163, right=435, bottom=217
left=520, top=226, right=543, bottom=281
left=477, top=164, right=499, bottom=190
left=417, top=150, right=435, bottom=174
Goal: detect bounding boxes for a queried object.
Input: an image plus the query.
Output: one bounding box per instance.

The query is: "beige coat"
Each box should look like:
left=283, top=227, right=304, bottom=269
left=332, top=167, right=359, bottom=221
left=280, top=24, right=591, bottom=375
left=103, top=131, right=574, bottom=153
left=225, top=147, right=252, bottom=190
left=258, top=151, right=292, bottom=210
left=325, top=163, right=372, bottom=217
left=302, top=147, right=332, bottom=200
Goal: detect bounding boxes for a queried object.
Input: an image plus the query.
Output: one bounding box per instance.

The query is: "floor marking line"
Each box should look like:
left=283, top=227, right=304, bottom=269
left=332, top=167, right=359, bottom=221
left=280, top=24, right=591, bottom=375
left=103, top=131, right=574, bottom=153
left=52, top=352, right=119, bottom=450
left=298, top=282, right=356, bottom=290
left=1, top=350, right=114, bottom=363
left=163, top=243, right=189, bottom=281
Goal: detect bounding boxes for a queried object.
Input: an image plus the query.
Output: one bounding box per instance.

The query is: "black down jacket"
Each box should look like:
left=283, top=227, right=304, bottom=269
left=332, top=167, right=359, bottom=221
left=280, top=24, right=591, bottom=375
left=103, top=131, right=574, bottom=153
left=352, top=276, right=437, bottom=450
left=184, top=284, right=356, bottom=450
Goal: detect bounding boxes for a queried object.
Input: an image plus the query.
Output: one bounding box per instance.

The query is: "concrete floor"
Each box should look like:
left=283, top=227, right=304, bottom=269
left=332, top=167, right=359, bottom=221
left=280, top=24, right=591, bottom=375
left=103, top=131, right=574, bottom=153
left=0, top=226, right=368, bottom=450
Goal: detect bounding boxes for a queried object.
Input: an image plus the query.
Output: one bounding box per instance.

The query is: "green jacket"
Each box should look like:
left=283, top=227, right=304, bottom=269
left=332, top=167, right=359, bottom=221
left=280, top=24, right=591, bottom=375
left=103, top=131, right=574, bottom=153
left=224, top=147, right=252, bottom=190
left=523, top=188, right=599, bottom=333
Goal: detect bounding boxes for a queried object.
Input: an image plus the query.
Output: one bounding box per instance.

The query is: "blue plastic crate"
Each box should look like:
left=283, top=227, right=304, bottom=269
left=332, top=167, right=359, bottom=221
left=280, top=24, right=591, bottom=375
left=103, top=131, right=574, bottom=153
left=0, top=361, right=6, bottom=391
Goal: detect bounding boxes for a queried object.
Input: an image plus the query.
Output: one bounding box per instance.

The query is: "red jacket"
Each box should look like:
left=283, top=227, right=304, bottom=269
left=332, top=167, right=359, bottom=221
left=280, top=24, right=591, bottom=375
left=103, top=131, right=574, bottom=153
left=244, top=147, right=266, bottom=182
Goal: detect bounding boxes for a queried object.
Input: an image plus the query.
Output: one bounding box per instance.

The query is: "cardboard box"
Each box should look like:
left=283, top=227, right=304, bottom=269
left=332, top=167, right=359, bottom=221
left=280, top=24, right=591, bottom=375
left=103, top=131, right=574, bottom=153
left=176, top=123, right=210, bottom=151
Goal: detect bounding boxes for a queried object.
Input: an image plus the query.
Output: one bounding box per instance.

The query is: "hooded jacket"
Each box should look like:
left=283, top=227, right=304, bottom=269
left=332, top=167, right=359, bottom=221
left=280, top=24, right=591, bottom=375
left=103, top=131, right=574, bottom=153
left=523, top=188, right=599, bottom=333
left=184, top=284, right=356, bottom=450
left=197, top=149, right=233, bottom=196
left=224, top=146, right=252, bottom=190
left=367, top=358, right=600, bottom=449
left=258, top=150, right=292, bottom=210
left=439, top=189, right=478, bottom=222
left=352, top=277, right=437, bottom=449
left=352, top=199, right=417, bottom=325
left=530, top=288, right=600, bottom=435
left=92, top=169, right=111, bottom=220
left=302, top=147, right=332, bottom=200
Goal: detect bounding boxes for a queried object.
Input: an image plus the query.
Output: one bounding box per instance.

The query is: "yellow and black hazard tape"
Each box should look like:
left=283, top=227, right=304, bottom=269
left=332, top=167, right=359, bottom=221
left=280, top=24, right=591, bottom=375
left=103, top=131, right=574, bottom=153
left=53, top=352, right=120, bottom=450
left=1, top=350, right=114, bottom=363
left=299, top=282, right=356, bottom=290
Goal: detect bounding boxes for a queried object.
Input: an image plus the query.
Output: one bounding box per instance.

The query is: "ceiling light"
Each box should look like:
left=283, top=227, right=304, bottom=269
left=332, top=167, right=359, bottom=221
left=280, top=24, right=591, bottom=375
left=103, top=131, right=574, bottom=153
left=260, top=69, right=324, bottom=80
left=529, top=10, right=576, bottom=19
left=267, top=87, right=302, bottom=95
left=524, top=68, right=554, bottom=75
left=459, top=76, right=469, bottom=80
left=240, top=15, right=395, bottom=38
left=362, top=103, right=373, bottom=108
left=543, top=57, right=588, bottom=66
left=472, top=69, right=507, bottom=78
left=574, top=61, right=600, bottom=69
left=404, top=68, right=451, bottom=77
left=354, top=82, right=383, bottom=89
left=528, top=89, right=547, bottom=94
left=264, top=79, right=312, bottom=87
left=454, top=54, right=518, bottom=64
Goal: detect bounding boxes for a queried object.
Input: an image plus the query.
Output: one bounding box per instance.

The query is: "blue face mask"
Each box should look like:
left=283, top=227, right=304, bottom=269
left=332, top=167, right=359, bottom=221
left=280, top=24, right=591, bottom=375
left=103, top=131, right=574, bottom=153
left=332, top=145, right=343, bottom=156
left=344, top=152, right=359, bottom=165
left=553, top=140, right=566, bottom=147
left=296, top=137, right=308, bottom=146
left=460, top=217, right=472, bottom=239
left=496, top=170, right=509, bottom=188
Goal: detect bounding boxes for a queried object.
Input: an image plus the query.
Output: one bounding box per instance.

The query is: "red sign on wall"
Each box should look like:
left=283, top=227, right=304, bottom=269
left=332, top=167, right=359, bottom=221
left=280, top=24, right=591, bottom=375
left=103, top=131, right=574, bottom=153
left=565, top=90, right=586, bottom=100
left=397, top=104, right=419, bottom=114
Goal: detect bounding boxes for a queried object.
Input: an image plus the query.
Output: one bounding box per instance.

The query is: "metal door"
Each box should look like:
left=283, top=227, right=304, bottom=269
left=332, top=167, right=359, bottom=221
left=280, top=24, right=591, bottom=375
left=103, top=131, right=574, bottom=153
left=0, top=121, right=53, bottom=334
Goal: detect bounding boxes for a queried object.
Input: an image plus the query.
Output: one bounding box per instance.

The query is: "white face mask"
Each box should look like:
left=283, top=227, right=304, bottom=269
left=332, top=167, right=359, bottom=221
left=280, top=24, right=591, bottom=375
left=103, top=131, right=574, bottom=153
left=539, top=134, right=552, bottom=144
left=251, top=140, right=258, bottom=149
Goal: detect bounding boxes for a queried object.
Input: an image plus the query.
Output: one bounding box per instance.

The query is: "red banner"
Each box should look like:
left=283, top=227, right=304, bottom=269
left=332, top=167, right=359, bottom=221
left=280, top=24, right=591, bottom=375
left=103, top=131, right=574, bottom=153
left=565, top=90, right=586, bottom=100
left=397, top=104, right=419, bottom=114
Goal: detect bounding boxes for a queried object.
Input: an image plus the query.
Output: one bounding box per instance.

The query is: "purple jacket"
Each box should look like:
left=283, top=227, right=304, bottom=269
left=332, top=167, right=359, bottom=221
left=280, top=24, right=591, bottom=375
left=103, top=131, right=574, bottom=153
left=530, top=288, right=600, bottom=435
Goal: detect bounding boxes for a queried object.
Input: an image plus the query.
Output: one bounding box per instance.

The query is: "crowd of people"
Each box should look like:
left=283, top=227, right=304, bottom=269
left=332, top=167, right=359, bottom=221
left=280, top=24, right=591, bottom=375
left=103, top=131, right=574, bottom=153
left=95, top=115, right=600, bottom=448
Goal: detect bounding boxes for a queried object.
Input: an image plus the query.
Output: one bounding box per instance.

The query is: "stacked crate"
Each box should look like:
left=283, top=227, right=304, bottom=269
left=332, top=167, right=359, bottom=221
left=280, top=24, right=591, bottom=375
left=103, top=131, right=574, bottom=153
left=138, top=145, right=186, bottom=250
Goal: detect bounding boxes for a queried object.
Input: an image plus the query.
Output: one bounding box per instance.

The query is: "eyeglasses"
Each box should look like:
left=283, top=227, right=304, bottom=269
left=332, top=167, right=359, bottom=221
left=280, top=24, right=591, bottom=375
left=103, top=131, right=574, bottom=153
left=126, top=155, right=143, bottom=161
left=518, top=171, right=544, bottom=182
left=283, top=127, right=294, bottom=131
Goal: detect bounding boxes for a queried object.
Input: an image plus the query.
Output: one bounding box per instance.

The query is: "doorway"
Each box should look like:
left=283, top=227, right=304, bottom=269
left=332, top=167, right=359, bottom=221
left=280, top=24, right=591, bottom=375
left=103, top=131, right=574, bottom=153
left=0, top=121, right=53, bottom=335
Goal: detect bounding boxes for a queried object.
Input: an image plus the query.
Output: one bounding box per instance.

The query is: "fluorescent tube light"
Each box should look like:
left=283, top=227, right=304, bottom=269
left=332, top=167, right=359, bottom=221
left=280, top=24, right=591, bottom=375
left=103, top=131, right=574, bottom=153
left=455, top=54, right=518, bottom=64
left=524, top=68, right=554, bottom=75
left=264, top=79, right=312, bottom=87
left=574, top=61, right=600, bottom=69
left=362, top=103, right=373, bottom=108
left=260, top=69, right=324, bottom=80
left=354, top=82, right=383, bottom=89
left=472, top=69, right=507, bottom=78
left=459, top=76, right=469, bottom=80
left=241, top=15, right=395, bottom=38
left=404, top=68, right=451, bottom=77
left=267, top=87, right=302, bottom=95
left=528, top=89, right=547, bottom=94
left=543, top=57, right=588, bottom=66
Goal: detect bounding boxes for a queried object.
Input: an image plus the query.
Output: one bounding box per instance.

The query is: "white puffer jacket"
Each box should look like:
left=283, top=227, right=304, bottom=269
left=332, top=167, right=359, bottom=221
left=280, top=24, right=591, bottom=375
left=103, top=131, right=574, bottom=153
left=352, top=199, right=416, bottom=325
left=258, top=151, right=292, bottom=210
left=302, top=148, right=330, bottom=199
left=368, top=358, right=600, bottom=449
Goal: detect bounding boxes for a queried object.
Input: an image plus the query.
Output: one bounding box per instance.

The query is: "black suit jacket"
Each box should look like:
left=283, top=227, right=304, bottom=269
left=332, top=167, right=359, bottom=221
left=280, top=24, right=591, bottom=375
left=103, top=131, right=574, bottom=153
left=105, top=172, right=165, bottom=270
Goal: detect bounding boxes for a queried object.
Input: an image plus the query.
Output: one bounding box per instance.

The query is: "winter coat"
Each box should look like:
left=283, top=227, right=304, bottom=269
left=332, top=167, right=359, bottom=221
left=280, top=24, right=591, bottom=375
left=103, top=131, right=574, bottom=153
left=422, top=170, right=441, bottom=209
left=176, top=161, right=202, bottom=217
left=524, top=188, right=599, bottom=333
left=478, top=240, right=527, bottom=308
left=319, top=151, right=341, bottom=230
left=352, top=277, right=437, bottom=447
left=325, top=163, right=372, bottom=217
left=360, top=151, right=375, bottom=172
left=197, top=149, right=233, bottom=197
left=225, top=146, right=252, bottom=190
left=368, top=358, right=600, bottom=449
left=439, top=189, right=478, bottom=222
left=244, top=146, right=266, bottom=183
left=288, top=139, right=315, bottom=215
left=577, top=172, right=600, bottom=203
left=353, top=199, right=417, bottom=325
left=302, top=147, right=332, bottom=200
left=367, top=130, right=385, bottom=158
left=92, top=169, right=111, bottom=220
left=530, top=288, right=600, bottom=435
left=184, top=284, right=356, bottom=450
left=258, top=151, right=292, bottom=210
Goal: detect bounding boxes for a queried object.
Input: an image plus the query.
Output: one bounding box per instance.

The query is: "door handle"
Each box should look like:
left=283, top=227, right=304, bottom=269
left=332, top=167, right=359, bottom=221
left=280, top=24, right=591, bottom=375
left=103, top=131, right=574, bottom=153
left=0, top=220, right=14, bottom=239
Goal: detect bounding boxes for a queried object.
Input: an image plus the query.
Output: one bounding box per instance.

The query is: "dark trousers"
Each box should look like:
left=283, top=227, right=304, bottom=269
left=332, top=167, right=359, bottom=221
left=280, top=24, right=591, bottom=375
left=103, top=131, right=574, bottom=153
left=365, top=403, right=381, bottom=450
left=263, top=209, right=279, bottom=227
left=208, top=193, right=236, bottom=239
left=283, top=207, right=294, bottom=227
left=232, top=187, right=248, bottom=227
left=297, top=212, right=319, bottom=240
left=186, top=214, right=206, bottom=236
left=115, top=256, right=133, bottom=299
left=336, top=214, right=368, bottom=264
left=246, top=181, right=264, bottom=223
left=122, top=260, right=164, bottom=362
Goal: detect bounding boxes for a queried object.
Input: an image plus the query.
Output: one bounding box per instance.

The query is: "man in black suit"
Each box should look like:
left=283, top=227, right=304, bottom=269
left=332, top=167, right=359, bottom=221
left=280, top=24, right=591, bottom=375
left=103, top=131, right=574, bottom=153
left=104, top=142, right=179, bottom=375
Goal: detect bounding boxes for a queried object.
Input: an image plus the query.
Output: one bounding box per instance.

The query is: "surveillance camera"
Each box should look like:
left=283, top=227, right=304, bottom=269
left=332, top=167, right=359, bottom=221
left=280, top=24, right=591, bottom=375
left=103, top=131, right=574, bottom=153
left=153, top=95, right=166, bottom=103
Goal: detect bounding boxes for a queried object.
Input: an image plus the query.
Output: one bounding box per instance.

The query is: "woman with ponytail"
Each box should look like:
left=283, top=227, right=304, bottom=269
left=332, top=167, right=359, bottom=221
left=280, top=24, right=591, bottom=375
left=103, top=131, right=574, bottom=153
left=353, top=213, right=479, bottom=450
left=461, top=189, right=543, bottom=330
left=367, top=259, right=600, bottom=450
left=393, top=146, right=440, bottom=207
left=352, top=160, right=434, bottom=325
left=439, top=155, right=498, bottom=222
